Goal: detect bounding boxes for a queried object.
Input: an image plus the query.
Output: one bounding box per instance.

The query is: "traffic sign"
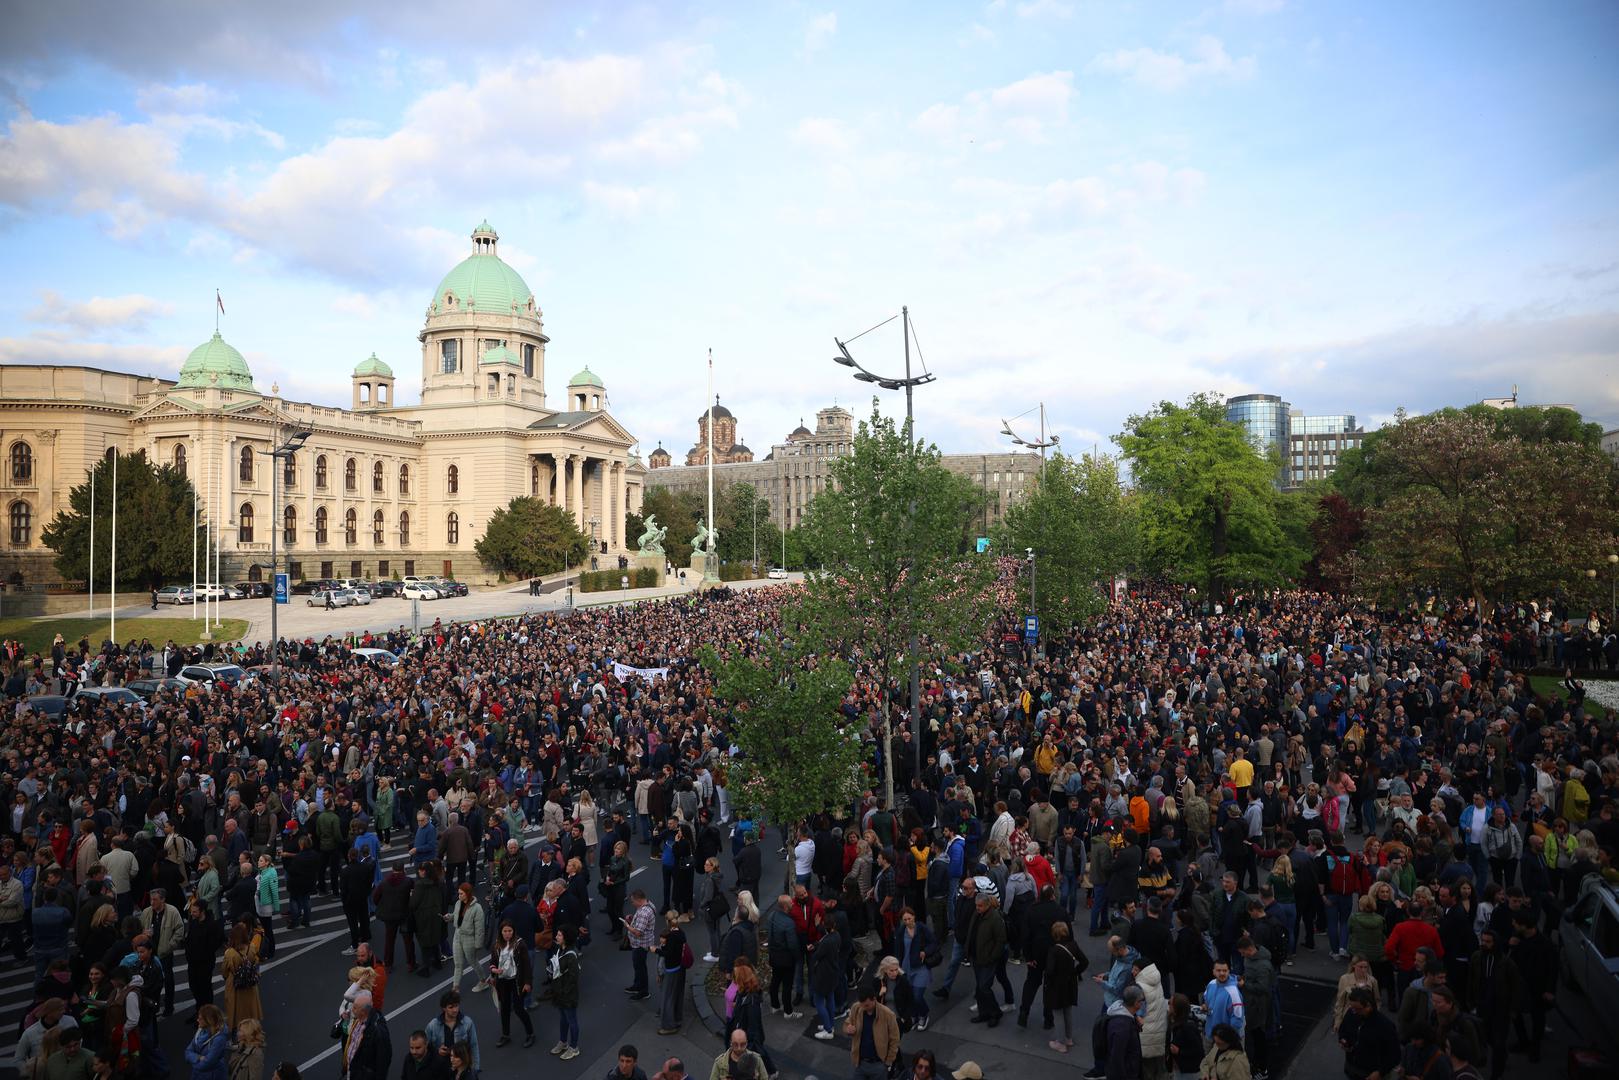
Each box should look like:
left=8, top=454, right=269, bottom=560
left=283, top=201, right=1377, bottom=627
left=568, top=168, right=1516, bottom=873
left=273, top=573, right=289, bottom=604
left=1024, top=614, right=1039, bottom=643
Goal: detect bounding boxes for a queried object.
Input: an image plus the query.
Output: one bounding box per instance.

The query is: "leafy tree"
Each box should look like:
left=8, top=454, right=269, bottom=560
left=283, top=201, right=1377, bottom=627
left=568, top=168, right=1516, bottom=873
left=640, top=485, right=705, bottom=567
left=1351, top=410, right=1619, bottom=609
left=701, top=633, right=863, bottom=883
left=43, top=451, right=203, bottom=588
left=993, top=452, right=1136, bottom=631
left=795, top=403, right=996, bottom=804
left=715, top=483, right=782, bottom=570
left=473, top=497, right=590, bottom=579
left=1302, top=490, right=1365, bottom=592
left=1118, top=392, right=1305, bottom=598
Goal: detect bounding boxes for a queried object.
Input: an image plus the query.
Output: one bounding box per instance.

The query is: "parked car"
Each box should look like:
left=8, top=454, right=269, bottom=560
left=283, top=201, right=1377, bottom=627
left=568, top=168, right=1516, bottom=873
left=24, top=695, right=71, bottom=719
left=175, top=663, right=248, bottom=687
left=438, top=579, right=469, bottom=597
left=370, top=580, right=401, bottom=598
left=401, top=582, right=438, bottom=601
left=291, top=578, right=338, bottom=595
left=308, top=588, right=355, bottom=607
left=72, top=685, right=146, bottom=710
left=194, top=583, right=232, bottom=602
left=1562, top=878, right=1619, bottom=1017
left=347, top=588, right=372, bottom=606
left=767, top=567, right=789, bottom=580
left=127, top=677, right=187, bottom=700
left=154, top=585, right=194, bottom=605
left=351, top=647, right=398, bottom=667
left=231, top=581, right=271, bottom=599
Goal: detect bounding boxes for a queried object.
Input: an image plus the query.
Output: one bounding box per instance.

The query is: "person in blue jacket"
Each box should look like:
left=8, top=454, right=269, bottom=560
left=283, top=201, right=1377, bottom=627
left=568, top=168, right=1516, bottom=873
left=1202, top=959, right=1246, bottom=1040
left=413, top=810, right=438, bottom=868
left=183, top=1005, right=231, bottom=1080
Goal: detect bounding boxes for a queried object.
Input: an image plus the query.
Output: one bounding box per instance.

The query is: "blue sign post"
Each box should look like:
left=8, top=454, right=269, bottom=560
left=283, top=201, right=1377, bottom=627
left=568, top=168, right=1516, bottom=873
left=1023, top=615, right=1039, bottom=644
left=273, top=573, right=289, bottom=605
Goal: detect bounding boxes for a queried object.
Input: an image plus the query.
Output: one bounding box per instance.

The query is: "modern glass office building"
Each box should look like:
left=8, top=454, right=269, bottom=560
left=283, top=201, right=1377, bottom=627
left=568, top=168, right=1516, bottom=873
left=1226, top=393, right=1292, bottom=460
left=1227, top=394, right=1365, bottom=489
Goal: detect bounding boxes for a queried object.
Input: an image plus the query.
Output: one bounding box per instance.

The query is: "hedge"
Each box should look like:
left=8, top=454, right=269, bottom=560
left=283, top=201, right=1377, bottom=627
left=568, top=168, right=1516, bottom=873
left=577, top=567, right=661, bottom=593
left=719, top=563, right=766, bottom=582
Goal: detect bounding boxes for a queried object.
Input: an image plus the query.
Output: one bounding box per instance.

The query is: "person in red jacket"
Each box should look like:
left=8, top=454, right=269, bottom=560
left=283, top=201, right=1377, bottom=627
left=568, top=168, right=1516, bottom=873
left=1383, top=902, right=1443, bottom=1003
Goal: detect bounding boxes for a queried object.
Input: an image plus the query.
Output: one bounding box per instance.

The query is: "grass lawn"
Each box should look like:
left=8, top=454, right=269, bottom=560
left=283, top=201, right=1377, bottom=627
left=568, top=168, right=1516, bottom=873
left=1530, top=673, right=1616, bottom=700
left=0, top=615, right=251, bottom=655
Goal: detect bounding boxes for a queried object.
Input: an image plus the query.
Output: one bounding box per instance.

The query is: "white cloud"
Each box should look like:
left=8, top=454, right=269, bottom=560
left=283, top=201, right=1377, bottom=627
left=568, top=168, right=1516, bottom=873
left=1015, top=0, right=1072, bottom=18
left=947, top=160, right=1206, bottom=241
left=25, top=290, right=176, bottom=333
left=914, top=70, right=1073, bottom=146
left=0, top=49, right=743, bottom=284
left=581, top=180, right=669, bottom=219
left=0, top=333, right=186, bottom=373
left=792, top=117, right=856, bottom=156
left=804, top=12, right=838, bottom=53
left=1090, top=36, right=1255, bottom=92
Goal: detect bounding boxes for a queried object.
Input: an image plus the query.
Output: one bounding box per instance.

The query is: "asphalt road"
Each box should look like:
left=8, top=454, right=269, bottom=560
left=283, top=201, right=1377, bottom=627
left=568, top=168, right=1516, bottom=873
left=1, top=825, right=753, bottom=1080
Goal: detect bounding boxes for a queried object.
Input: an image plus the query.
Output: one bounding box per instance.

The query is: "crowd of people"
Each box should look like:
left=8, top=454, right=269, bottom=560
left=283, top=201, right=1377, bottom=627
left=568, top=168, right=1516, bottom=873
left=2, top=577, right=1617, bottom=1080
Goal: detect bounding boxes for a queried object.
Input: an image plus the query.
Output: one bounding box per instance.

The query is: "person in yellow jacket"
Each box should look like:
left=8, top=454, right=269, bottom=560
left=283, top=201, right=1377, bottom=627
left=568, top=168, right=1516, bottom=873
left=1032, top=736, right=1059, bottom=778
left=1562, top=767, right=1590, bottom=825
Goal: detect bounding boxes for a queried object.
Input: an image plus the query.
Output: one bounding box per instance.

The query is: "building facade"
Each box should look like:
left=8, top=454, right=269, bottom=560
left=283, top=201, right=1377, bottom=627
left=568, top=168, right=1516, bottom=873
left=1226, top=393, right=1366, bottom=490
left=647, top=403, right=1040, bottom=535
left=0, top=222, right=645, bottom=586
left=680, top=398, right=754, bottom=465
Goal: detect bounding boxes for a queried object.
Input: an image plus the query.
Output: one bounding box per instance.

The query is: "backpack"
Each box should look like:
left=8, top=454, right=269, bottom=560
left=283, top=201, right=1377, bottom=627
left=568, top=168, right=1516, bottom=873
left=705, top=886, right=730, bottom=921
left=233, top=955, right=260, bottom=988
left=1326, top=852, right=1362, bottom=895
left=680, top=941, right=694, bottom=969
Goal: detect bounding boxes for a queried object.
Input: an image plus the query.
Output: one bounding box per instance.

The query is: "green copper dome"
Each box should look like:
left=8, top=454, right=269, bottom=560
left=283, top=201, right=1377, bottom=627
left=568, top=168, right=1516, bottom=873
left=176, top=331, right=254, bottom=391
left=568, top=366, right=603, bottom=386
left=353, top=353, right=393, bottom=377
left=431, top=222, right=535, bottom=316
left=480, top=344, right=520, bottom=366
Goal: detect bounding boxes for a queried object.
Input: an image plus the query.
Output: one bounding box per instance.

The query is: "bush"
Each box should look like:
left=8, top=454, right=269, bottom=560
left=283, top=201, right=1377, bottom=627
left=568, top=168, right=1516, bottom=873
left=719, top=562, right=764, bottom=582
left=577, top=567, right=661, bottom=593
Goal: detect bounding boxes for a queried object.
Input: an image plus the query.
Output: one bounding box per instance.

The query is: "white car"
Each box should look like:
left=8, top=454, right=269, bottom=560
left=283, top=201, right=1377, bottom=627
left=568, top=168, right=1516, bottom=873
left=346, top=589, right=372, bottom=606
left=194, top=584, right=232, bottom=602
left=351, top=647, right=398, bottom=666
left=175, top=664, right=248, bottom=687
left=154, top=585, right=194, bottom=604
left=767, top=567, right=789, bottom=580
left=308, top=588, right=355, bottom=607
left=401, top=582, right=438, bottom=600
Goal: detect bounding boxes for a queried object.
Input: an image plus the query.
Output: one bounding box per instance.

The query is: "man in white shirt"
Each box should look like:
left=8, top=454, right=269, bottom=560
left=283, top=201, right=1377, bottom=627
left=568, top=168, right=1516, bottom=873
left=101, top=833, right=140, bottom=918
left=793, top=829, right=815, bottom=888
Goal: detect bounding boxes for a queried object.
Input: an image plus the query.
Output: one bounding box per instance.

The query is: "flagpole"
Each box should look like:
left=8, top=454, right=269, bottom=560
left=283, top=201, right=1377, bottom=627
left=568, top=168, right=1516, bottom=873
left=202, top=432, right=213, bottom=641
left=192, top=476, right=198, bottom=621
left=88, top=463, right=95, bottom=618
left=705, top=350, right=715, bottom=585
left=110, top=450, right=117, bottom=643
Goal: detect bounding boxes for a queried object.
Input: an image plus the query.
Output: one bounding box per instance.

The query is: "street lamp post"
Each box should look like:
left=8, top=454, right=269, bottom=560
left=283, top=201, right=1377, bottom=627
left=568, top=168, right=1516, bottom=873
left=832, top=305, right=937, bottom=807
left=1001, top=403, right=1059, bottom=652
left=259, top=429, right=312, bottom=667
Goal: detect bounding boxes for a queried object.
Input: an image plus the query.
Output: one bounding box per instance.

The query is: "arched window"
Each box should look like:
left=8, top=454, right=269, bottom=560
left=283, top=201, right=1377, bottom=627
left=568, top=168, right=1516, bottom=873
left=530, top=463, right=539, bottom=496
left=283, top=505, right=297, bottom=546
left=283, top=454, right=296, bottom=489
left=399, top=464, right=410, bottom=495
left=239, top=445, right=254, bottom=483
left=314, top=506, right=328, bottom=544
left=247, top=563, right=262, bottom=582
left=447, top=464, right=459, bottom=495
left=238, top=503, right=254, bottom=543
left=10, top=442, right=32, bottom=483
left=398, top=511, right=410, bottom=546
left=8, top=501, right=30, bottom=546
left=372, top=509, right=384, bottom=544
left=344, top=508, right=357, bottom=544
left=344, top=458, right=357, bottom=491
left=372, top=461, right=384, bottom=494
left=173, top=443, right=187, bottom=477
left=315, top=455, right=328, bottom=488
left=446, top=511, right=459, bottom=545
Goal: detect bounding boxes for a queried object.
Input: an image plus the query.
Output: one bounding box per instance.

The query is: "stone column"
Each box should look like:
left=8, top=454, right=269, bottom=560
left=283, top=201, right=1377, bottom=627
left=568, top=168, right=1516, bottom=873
left=610, top=461, right=621, bottom=549
left=571, top=454, right=585, bottom=531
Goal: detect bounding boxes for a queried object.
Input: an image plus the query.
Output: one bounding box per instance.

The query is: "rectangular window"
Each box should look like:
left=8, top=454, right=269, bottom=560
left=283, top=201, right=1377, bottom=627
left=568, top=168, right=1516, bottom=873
left=378, top=560, right=389, bottom=578
left=351, top=560, right=362, bottom=577
left=523, top=344, right=536, bottom=377
left=289, top=560, right=303, bottom=580
left=440, top=339, right=459, bottom=374
left=404, top=559, right=415, bottom=576
left=320, top=560, right=334, bottom=578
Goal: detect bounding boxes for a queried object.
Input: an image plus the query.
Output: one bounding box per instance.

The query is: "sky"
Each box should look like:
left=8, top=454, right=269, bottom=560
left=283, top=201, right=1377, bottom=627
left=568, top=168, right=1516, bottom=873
left=1, top=0, right=1616, bottom=460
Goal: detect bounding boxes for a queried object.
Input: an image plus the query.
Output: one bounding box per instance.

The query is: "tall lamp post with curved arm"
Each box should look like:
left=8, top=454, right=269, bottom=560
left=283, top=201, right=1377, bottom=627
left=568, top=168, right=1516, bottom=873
left=1000, top=404, right=1058, bottom=654
left=832, top=306, right=936, bottom=806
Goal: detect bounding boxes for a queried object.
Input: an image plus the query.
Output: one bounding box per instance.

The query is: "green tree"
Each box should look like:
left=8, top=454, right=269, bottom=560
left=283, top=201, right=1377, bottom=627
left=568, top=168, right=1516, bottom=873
left=795, top=403, right=996, bottom=803
left=1118, top=392, right=1305, bottom=598
left=42, top=451, right=203, bottom=589
left=1351, top=410, right=1619, bottom=609
left=640, top=486, right=705, bottom=567
left=715, top=482, right=782, bottom=570
left=993, top=452, right=1137, bottom=631
left=701, top=633, right=863, bottom=882
left=473, top=497, right=590, bottom=579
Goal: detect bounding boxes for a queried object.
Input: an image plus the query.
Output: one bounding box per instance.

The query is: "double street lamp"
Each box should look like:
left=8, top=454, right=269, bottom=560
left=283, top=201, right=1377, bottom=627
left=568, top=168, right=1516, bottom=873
left=1002, top=403, right=1059, bottom=653
left=832, top=306, right=936, bottom=807
left=259, top=428, right=312, bottom=664
left=1586, top=552, right=1619, bottom=623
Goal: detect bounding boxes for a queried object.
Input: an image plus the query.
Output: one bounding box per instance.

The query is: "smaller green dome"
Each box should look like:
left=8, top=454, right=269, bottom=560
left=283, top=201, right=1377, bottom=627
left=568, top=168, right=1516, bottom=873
left=472, top=219, right=498, bottom=238
left=177, top=331, right=254, bottom=392
left=480, top=344, right=520, bottom=366
left=353, top=353, right=393, bottom=377
left=569, top=366, right=603, bottom=387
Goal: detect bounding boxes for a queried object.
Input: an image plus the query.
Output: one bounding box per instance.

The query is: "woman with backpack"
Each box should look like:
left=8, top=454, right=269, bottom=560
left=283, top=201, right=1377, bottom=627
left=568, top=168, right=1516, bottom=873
left=222, top=919, right=264, bottom=1031
left=656, top=913, right=690, bottom=1034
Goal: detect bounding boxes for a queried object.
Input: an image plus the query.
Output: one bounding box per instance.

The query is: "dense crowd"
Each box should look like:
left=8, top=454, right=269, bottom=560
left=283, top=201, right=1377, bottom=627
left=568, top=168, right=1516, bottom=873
left=2, top=578, right=1617, bottom=1080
